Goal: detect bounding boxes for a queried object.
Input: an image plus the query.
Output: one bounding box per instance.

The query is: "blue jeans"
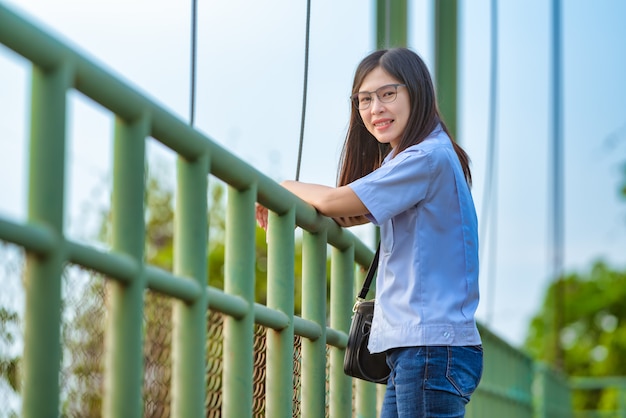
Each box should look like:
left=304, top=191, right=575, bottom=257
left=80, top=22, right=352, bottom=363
left=380, top=346, right=483, bottom=418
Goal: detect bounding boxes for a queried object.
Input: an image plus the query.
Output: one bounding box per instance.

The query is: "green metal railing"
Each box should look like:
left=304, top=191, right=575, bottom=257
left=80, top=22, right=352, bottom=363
left=467, top=325, right=572, bottom=418
left=0, top=3, right=581, bottom=417
left=0, top=4, right=372, bottom=417
left=571, top=377, right=626, bottom=418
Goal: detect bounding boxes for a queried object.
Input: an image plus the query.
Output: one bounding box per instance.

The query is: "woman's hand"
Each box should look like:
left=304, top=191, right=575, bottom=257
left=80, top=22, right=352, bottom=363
left=255, top=203, right=269, bottom=231
left=333, top=215, right=370, bottom=227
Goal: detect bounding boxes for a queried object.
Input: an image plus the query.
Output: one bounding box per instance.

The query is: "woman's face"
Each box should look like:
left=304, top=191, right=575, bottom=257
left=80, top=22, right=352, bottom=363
left=357, top=66, right=410, bottom=149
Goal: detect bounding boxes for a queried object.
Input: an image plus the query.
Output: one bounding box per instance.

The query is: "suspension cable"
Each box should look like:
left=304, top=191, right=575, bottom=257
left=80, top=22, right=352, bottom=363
left=295, top=0, right=312, bottom=181
left=189, top=0, right=198, bottom=126
left=480, top=0, right=499, bottom=325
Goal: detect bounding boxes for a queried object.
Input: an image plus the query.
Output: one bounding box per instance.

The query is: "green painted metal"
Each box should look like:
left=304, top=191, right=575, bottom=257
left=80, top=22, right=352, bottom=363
left=467, top=324, right=535, bottom=418
left=301, top=230, right=328, bottom=417
left=0, top=3, right=595, bottom=417
left=435, top=0, right=458, bottom=139
left=172, top=154, right=210, bottom=417
left=534, top=362, right=572, bottom=418
left=223, top=184, right=258, bottom=417
left=265, top=207, right=296, bottom=417
left=329, top=246, right=355, bottom=418
left=104, top=115, right=149, bottom=418
left=353, top=266, right=379, bottom=418
left=376, top=0, right=408, bottom=49
left=21, top=61, right=71, bottom=418
left=571, top=377, right=626, bottom=418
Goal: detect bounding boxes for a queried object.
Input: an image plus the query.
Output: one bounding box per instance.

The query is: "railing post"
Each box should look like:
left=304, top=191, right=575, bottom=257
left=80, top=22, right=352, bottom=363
left=376, top=0, right=408, bottom=49
left=329, top=245, right=355, bottom=417
left=353, top=265, right=379, bottom=418
left=171, top=154, right=209, bottom=417
left=533, top=362, right=550, bottom=418
left=265, top=207, right=296, bottom=417
left=301, top=229, right=328, bottom=417
left=619, top=386, right=626, bottom=418
left=435, top=0, right=458, bottom=139
left=22, top=62, right=72, bottom=418
left=223, top=184, right=258, bottom=417
left=104, top=113, right=149, bottom=418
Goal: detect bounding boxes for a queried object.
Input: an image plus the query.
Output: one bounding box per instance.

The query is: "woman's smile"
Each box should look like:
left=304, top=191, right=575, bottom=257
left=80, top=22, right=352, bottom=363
left=372, top=118, right=394, bottom=130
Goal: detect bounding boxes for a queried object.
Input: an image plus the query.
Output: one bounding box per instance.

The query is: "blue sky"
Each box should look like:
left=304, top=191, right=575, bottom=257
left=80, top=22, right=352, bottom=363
left=1, top=0, right=625, bottom=348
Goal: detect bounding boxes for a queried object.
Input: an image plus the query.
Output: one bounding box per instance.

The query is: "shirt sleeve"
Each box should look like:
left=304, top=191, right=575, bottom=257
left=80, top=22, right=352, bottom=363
left=348, top=148, right=433, bottom=225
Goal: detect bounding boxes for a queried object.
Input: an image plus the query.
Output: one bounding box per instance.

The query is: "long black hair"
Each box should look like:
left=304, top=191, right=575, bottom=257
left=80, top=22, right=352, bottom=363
left=337, top=48, right=472, bottom=187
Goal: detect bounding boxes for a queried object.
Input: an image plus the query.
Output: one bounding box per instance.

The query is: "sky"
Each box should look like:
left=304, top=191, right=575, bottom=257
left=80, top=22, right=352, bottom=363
left=1, top=0, right=626, bottom=349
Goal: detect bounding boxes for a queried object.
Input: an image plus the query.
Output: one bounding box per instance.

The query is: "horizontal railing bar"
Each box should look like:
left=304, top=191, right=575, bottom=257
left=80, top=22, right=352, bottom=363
left=0, top=218, right=56, bottom=255
left=0, top=216, right=372, bottom=343
left=570, top=376, right=626, bottom=389
left=206, top=288, right=345, bottom=346
left=66, top=241, right=138, bottom=284
left=325, top=328, right=348, bottom=348
left=476, top=383, right=534, bottom=406
left=293, top=316, right=322, bottom=341
left=145, top=265, right=203, bottom=303
left=253, top=303, right=290, bottom=331
left=477, top=323, right=534, bottom=362
left=0, top=5, right=70, bottom=72
left=206, top=287, right=249, bottom=319
left=0, top=4, right=208, bottom=159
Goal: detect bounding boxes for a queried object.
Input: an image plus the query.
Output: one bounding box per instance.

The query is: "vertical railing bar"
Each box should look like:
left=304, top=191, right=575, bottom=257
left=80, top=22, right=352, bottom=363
left=222, top=184, right=257, bottom=417
left=301, top=230, right=328, bottom=417
left=265, top=207, right=296, bottom=418
left=171, top=154, right=209, bottom=417
left=22, top=62, right=72, bottom=418
left=103, top=113, right=149, bottom=418
left=353, top=263, right=378, bottom=418
left=329, top=245, right=355, bottom=417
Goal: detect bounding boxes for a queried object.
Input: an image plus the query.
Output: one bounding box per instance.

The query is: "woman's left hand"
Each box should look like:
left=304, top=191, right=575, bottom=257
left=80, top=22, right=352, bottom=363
left=255, top=203, right=269, bottom=231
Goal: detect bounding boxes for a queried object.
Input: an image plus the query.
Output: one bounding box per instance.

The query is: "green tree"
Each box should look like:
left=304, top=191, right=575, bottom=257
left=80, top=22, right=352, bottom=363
left=525, top=261, right=626, bottom=411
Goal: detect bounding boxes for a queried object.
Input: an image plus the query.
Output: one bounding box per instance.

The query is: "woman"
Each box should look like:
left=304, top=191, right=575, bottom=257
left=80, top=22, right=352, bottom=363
left=256, top=48, right=482, bottom=418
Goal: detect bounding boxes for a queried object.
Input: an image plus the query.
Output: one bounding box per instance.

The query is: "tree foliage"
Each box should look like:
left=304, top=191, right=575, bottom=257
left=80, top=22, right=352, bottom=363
left=524, top=261, right=626, bottom=411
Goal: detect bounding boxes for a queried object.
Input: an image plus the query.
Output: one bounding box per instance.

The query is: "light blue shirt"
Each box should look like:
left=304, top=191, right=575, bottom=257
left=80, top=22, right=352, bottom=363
left=349, top=127, right=481, bottom=353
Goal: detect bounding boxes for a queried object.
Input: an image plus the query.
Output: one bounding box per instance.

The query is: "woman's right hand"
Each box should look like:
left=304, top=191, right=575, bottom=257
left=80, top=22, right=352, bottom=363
left=333, top=215, right=370, bottom=227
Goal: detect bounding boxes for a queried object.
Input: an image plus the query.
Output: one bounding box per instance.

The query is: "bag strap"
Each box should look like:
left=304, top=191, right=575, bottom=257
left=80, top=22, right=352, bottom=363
left=357, top=243, right=380, bottom=300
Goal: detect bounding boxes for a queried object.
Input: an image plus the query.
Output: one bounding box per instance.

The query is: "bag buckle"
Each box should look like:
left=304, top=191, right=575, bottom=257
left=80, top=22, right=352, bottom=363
left=352, top=297, right=367, bottom=312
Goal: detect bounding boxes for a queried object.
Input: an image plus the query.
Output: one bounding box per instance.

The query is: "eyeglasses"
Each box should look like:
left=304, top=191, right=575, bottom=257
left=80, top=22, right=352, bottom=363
left=351, top=84, right=406, bottom=110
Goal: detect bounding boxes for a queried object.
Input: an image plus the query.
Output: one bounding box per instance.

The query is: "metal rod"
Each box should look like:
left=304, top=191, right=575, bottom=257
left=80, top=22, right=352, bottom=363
left=22, top=61, right=71, bottom=418
left=222, top=184, right=258, bottom=417
left=171, top=153, right=209, bottom=417
left=104, top=114, right=149, bottom=418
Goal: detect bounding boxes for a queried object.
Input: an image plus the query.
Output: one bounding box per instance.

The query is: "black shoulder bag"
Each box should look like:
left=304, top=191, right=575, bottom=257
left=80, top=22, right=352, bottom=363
left=343, top=245, right=390, bottom=384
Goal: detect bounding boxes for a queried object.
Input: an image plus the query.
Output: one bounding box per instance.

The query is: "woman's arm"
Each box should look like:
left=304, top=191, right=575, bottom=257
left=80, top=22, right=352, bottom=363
left=280, top=180, right=369, bottom=218
left=255, top=180, right=371, bottom=230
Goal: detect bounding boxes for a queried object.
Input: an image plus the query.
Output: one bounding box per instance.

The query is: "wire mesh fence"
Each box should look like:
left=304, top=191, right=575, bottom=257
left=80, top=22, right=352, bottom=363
left=0, top=243, right=23, bottom=418
left=0, top=256, right=318, bottom=417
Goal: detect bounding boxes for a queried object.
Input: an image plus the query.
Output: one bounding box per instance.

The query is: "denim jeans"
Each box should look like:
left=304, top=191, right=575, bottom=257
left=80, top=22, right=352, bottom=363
left=380, top=345, right=483, bottom=418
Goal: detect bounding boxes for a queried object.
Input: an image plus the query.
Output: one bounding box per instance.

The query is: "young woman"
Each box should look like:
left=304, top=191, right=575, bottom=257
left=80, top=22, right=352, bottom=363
left=256, top=48, right=482, bottom=418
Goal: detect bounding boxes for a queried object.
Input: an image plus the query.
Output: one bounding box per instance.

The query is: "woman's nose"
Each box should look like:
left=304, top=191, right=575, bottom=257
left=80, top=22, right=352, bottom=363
left=370, top=96, right=385, bottom=113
